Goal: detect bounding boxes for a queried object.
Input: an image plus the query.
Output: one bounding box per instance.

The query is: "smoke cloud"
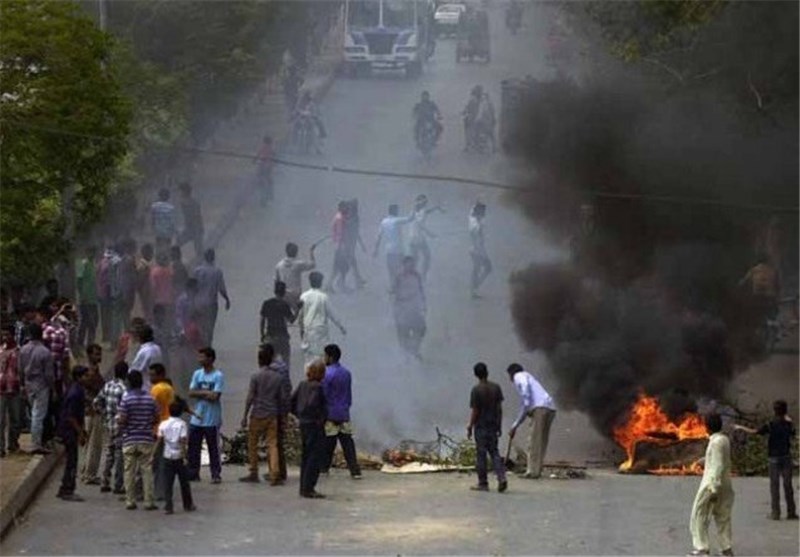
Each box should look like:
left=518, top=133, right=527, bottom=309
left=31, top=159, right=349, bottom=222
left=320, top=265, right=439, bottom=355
left=508, top=60, right=798, bottom=436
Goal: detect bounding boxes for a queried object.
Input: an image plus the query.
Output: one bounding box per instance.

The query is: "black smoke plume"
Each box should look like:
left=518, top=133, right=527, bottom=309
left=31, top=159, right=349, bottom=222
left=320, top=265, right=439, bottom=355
left=508, top=35, right=798, bottom=437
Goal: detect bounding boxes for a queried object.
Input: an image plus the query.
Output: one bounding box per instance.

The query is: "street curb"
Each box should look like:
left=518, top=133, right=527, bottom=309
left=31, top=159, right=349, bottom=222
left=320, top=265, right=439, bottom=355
left=203, top=63, right=339, bottom=254
left=0, top=447, right=64, bottom=539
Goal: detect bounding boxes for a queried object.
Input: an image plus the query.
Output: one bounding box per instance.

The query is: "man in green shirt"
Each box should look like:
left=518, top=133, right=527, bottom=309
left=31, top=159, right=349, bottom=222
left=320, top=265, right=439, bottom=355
left=76, top=246, right=99, bottom=350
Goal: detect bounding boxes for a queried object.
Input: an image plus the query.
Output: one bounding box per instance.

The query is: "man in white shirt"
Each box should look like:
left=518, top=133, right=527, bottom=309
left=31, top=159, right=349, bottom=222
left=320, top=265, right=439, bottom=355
left=275, top=242, right=316, bottom=308
left=129, top=325, right=163, bottom=391
left=506, top=362, right=556, bottom=479
left=298, top=272, right=346, bottom=364
left=373, top=204, right=414, bottom=284
left=155, top=401, right=196, bottom=514
left=407, top=195, right=444, bottom=281
left=469, top=202, right=492, bottom=299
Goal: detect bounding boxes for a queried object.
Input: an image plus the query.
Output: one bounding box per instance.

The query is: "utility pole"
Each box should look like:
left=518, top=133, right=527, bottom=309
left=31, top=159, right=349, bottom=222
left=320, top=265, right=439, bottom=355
left=98, top=0, right=107, bottom=30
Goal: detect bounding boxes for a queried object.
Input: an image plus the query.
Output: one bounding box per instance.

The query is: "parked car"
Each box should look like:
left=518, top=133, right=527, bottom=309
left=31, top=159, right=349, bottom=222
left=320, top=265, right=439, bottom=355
left=434, top=3, right=466, bottom=36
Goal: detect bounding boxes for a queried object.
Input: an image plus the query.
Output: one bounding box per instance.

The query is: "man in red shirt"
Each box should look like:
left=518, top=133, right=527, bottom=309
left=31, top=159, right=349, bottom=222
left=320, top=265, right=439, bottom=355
left=0, top=324, right=22, bottom=456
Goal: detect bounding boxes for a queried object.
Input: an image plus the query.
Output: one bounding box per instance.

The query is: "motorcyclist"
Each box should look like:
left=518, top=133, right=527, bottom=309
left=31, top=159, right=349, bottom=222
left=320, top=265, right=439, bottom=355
left=293, top=90, right=327, bottom=152
left=412, top=91, right=443, bottom=146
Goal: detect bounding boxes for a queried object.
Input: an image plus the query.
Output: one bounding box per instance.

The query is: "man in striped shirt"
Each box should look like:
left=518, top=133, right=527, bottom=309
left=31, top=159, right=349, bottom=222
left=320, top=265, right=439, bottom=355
left=117, top=370, right=159, bottom=510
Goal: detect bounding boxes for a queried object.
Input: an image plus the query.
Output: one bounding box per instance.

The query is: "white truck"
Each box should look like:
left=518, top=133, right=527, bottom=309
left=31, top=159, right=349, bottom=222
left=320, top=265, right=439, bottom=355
left=343, top=0, right=435, bottom=78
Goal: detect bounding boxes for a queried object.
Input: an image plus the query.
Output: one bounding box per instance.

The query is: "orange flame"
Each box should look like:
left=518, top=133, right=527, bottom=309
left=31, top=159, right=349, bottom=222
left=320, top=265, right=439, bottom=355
left=613, top=392, right=708, bottom=474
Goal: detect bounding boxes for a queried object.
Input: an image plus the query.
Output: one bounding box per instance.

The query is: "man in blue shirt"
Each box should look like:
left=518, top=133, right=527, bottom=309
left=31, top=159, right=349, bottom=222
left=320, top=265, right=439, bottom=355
left=373, top=205, right=414, bottom=285
left=320, top=344, right=361, bottom=479
left=56, top=366, right=91, bottom=501
left=187, top=347, right=225, bottom=483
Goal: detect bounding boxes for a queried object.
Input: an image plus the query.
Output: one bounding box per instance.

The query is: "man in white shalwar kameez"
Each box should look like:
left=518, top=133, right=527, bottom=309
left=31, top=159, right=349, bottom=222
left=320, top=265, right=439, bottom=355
left=298, top=272, right=346, bottom=365
left=688, top=413, right=734, bottom=557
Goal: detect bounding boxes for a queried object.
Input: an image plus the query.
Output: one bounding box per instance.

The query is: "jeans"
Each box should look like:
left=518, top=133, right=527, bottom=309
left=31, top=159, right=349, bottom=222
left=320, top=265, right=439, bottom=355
left=58, top=436, right=79, bottom=495
left=300, top=423, right=324, bottom=494
left=123, top=442, right=155, bottom=507
left=102, top=432, right=124, bottom=491
left=0, top=393, right=23, bottom=452
left=162, top=458, right=194, bottom=511
left=187, top=425, right=221, bottom=480
left=77, top=303, right=99, bottom=348
left=769, top=456, right=797, bottom=517
left=247, top=416, right=279, bottom=481
left=474, top=427, right=506, bottom=486
left=28, top=388, right=49, bottom=450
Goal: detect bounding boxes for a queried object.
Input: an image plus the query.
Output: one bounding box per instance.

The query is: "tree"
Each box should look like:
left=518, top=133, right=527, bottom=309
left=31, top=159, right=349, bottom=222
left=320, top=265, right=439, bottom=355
left=0, top=1, right=131, bottom=284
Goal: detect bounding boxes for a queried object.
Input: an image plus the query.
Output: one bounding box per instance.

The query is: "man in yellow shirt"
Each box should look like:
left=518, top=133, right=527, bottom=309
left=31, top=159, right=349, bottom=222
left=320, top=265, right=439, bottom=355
left=149, top=363, right=174, bottom=501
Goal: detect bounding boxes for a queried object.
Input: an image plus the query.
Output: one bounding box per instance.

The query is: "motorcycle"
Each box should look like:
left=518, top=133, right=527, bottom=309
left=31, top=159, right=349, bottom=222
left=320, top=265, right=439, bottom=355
left=416, top=118, right=439, bottom=157
left=292, top=112, right=319, bottom=155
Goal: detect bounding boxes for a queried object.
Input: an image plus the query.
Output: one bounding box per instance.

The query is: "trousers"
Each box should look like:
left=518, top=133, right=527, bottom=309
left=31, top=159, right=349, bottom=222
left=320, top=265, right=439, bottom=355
left=162, top=458, right=194, bottom=511
left=187, top=425, right=221, bottom=480
left=690, top=483, right=734, bottom=551
left=247, top=416, right=280, bottom=481
left=123, top=442, right=155, bottom=507
left=0, top=394, right=23, bottom=452
left=102, top=432, right=124, bottom=491
left=769, top=456, right=797, bottom=517
left=475, top=427, right=506, bottom=486
left=28, top=388, right=49, bottom=450
left=58, top=437, right=79, bottom=495
left=526, top=408, right=556, bottom=478
left=300, top=423, right=325, bottom=494
left=80, top=414, right=104, bottom=482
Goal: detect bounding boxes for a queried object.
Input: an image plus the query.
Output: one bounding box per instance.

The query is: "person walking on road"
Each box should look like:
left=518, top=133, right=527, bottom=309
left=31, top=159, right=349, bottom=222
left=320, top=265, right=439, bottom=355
left=178, top=182, right=204, bottom=258
left=130, top=325, right=163, bottom=392
left=469, top=202, right=492, bottom=298
left=506, top=363, right=556, bottom=479
left=688, top=413, right=734, bottom=557
left=151, top=188, right=177, bottom=255
left=187, top=347, right=225, bottom=484
left=392, top=256, right=427, bottom=361
left=260, top=281, right=297, bottom=370
left=18, top=323, right=54, bottom=454
left=193, top=249, right=231, bottom=346
left=239, top=345, right=290, bottom=485
left=467, top=362, right=507, bottom=493
left=155, top=401, right=196, bottom=515
left=0, top=325, right=22, bottom=457
left=734, top=399, right=797, bottom=520
left=407, top=194, right=444, bottom=281
left=93, top=361, right=128, bottom=494
left=117, top=370, right=159, bottom=511
left=149, top=363, right=174, bottom=500
left=275, top=242, right=316, bottom=309
left=75, top=246, right=100, bottom=349
left=291, top=359, right=328, bottom=498
left=56, top=366, right=91, bottom=502
left=320, top=344, right=361, bottom=479
left=342, top=199, right=367, bottom=290
left=373, top=204, right=414, bottom=285
left=299, top=272, right=346, bottom=364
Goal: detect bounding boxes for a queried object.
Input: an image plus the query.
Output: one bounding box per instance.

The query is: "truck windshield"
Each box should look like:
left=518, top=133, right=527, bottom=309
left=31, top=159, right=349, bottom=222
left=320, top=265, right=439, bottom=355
left=384, top=0, right=415, bottom=27
left=348, top=0, right=380, bottom=28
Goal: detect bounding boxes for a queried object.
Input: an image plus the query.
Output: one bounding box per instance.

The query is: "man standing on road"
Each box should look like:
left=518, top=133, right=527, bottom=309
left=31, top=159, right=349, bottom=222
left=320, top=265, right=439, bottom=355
left=320, top=344, right=361, bottom=479
left=117, top=370, right=159, bottom=511
left=392, top=256, right=427, bottom=361
left=193, top=249, right=231, bottom=346
left=75, top=246, right=99, bottom=349
left=239, top=345, right=290, bottom=485
left=178, top=182, right=204, bottom=258
left=260, top=281, right=296, bottom=371
left=0, top=325, right=22, bottom=457
left=506, top=363, right=556, bottom=479
left=467, top=362, right=507, bottom=493
left=275, top=242, right=316, bottom=309
left=187, top=347, right=225, bottom=484
left=151, top=188, right=177, bottom=255
left=469, top=202, right=492, bottom=299
left=299, top=272, right=346, bottom=365
left=688, top=413, right=734, bottom=557
left=149, top=363, right=175, bottom=501
left=56, top=366, right=91, bottom=502
left=130, top=325, right=163, bottom=392
left=373, top=204, right=414, bottom=285
left=94, top=361, right=128, bottom=494
left=18, top=323, right=54, bottom=454
left=80, top=344, right=105, bottom=485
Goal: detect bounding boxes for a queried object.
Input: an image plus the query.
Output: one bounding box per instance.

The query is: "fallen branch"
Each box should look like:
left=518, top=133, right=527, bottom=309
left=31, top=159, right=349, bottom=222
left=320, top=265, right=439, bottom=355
left=642, top=57, right=685, bottom=83
left=747, top=72, right=764, bottom=110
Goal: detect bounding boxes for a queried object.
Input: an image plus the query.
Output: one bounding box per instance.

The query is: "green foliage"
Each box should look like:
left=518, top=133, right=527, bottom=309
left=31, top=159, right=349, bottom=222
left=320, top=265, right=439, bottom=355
left=0, top=0, right=131, bottom=284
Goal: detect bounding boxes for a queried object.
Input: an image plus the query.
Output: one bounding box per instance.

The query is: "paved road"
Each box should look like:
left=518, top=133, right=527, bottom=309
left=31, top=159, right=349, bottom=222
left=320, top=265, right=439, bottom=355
left=4, top=4, right=798, bottom=555
left=3, top=467, right=798, bottom=555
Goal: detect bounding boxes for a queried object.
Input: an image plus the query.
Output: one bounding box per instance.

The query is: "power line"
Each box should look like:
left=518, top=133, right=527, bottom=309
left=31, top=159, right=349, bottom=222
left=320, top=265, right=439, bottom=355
left=3, top=119, right=797, bottom=214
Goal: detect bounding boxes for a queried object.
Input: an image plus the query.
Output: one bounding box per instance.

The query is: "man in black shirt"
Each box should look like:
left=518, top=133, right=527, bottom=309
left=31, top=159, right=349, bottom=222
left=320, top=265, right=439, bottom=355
left=735, top=399, right=798, bottom=520
left=467, top=362, right=507, bottom=493
left=260, top=281, right=296, bottom=371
